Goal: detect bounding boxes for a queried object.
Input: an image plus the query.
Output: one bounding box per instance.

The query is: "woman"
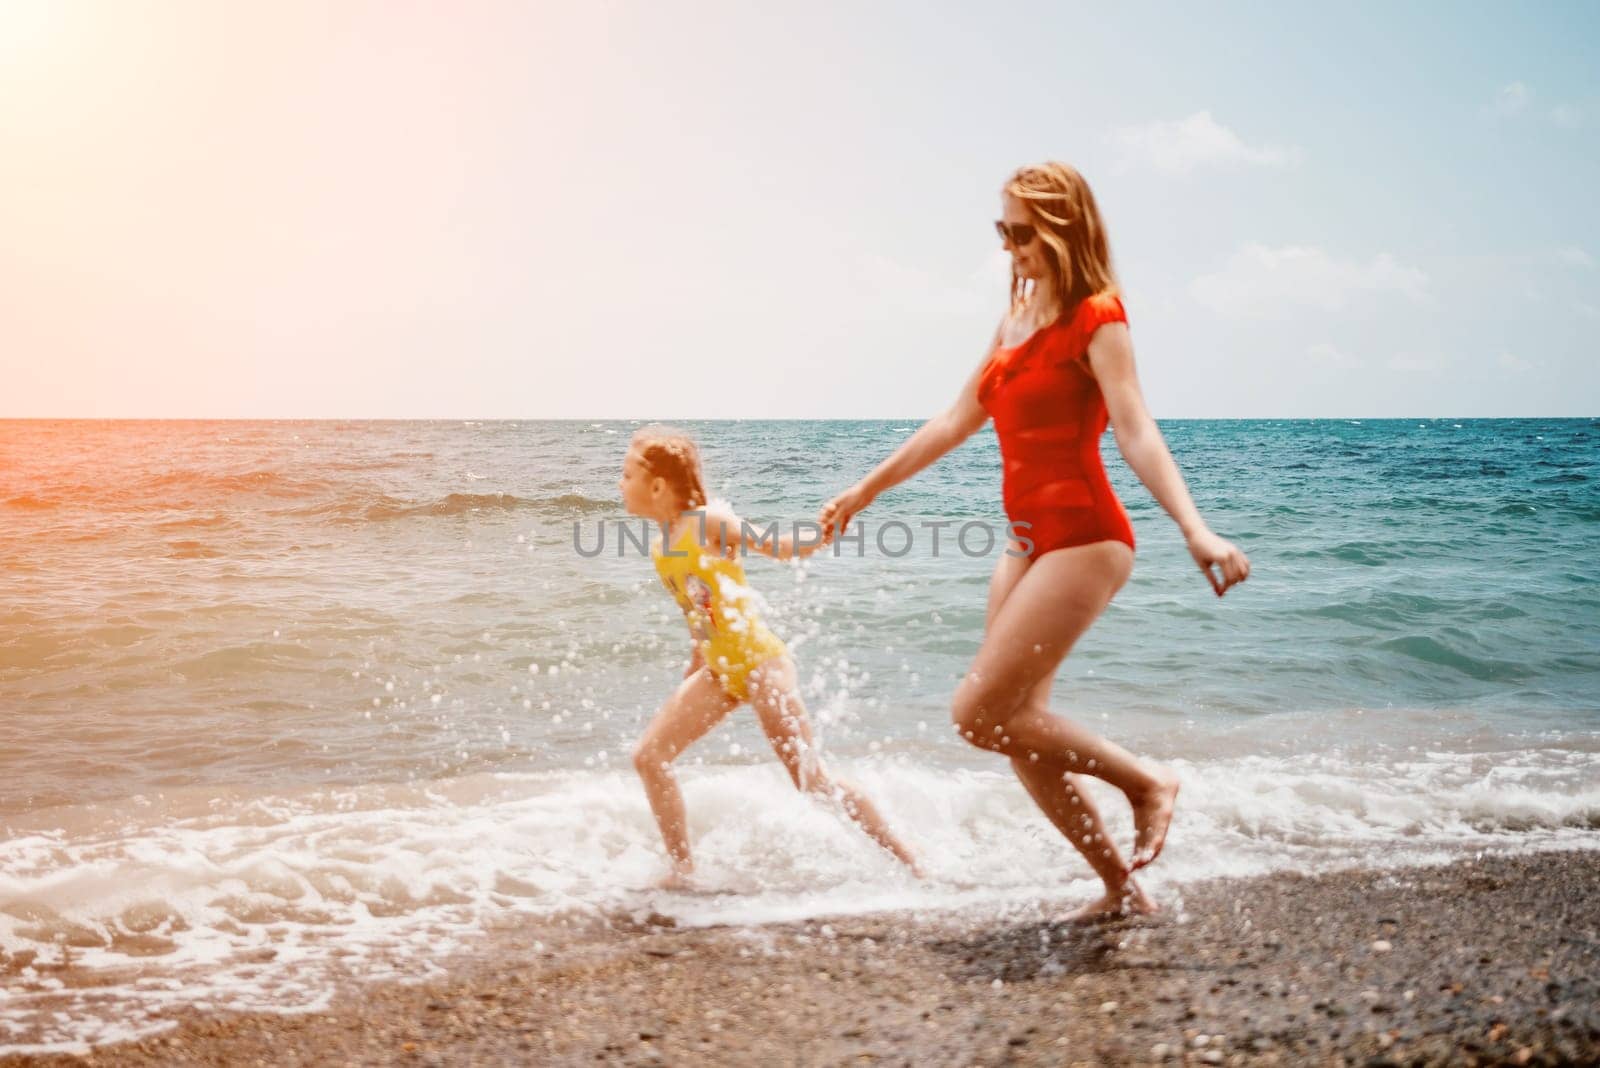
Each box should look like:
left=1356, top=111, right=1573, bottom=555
left=819, top=163, right=1250, bottom=919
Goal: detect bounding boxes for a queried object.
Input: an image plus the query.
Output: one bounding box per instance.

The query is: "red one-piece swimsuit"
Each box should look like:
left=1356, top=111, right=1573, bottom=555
left=977, top=290, right=1136, bottom=558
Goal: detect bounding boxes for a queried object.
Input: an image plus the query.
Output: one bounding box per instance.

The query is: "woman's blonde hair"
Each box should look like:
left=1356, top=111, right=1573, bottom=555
left=1004, top=162, right=1118, bottom=314
left=631, top=425, right=707, bottom=510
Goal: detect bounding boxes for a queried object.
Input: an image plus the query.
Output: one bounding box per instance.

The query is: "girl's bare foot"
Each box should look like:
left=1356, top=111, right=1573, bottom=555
left=1126, top=764, right=1180, bottom=873
left=1056, top=878, right=1158, bottom=924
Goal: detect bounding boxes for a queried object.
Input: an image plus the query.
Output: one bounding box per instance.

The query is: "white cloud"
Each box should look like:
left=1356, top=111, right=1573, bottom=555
left=1486, top=82, right=1533, bottom=117
left=1110, top=111, right=1298, bottom=175
left=1190, top=244, right=1428, bottom=320
left=1576, top=302, right=1600, bottom=321
left=1484, top=83, right=1583, bottom=127
left=1556, top=246, right=1594, bottom=269
left=1549, top=104, right=1584, bottom=128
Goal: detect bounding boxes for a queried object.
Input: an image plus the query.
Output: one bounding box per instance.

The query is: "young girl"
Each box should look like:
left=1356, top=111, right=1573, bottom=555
left=618, top=426, right=921, bottom=888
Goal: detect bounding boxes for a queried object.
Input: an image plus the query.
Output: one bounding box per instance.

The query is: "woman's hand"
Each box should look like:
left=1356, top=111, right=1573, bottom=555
left=1186, top=529, right=1251, bottom=597
left=817, top=485, right=873, bottom=538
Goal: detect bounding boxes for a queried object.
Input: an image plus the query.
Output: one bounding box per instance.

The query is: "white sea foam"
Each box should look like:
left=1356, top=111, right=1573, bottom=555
left=3, top=748, right=1598, bottom=1053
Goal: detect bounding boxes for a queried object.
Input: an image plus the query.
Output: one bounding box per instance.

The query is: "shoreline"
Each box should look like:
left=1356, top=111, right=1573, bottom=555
left=6, top=849, right=1599, bottom=1066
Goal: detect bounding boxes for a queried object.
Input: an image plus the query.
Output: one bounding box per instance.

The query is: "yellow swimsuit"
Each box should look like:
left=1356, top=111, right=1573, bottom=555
left=653, top=520, right=788, bottom=701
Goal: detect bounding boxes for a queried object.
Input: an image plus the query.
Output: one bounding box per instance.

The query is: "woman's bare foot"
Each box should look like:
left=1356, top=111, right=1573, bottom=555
left=1056, top=878, right=1158, bottom=924
left=654, top=867, right=696, bottom=891
left=1126, top=763, right=1180, bottom=873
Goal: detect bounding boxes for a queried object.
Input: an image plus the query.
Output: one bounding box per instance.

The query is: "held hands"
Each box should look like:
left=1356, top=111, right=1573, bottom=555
left=1186, top=528, right=1251, bottom=597
left=817, top=485, right=873, bottom=540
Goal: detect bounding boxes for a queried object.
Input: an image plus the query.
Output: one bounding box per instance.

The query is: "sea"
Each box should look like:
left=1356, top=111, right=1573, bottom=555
left=2, top=417, right=1597, bottom=1053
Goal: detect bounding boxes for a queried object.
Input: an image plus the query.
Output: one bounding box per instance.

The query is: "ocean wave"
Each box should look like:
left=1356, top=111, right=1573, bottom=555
left=1375, top=635, right=1530, bottom=681
left=1308, top=592, right=1453, bottom=628
left=1301, top=541, right=1402, bottom=566
left=169, top=642, right=319, bottom=680
left=133, top=469, right=334, bottom=499
left=2, top=495, right=57, bottom=510
left=271, top=489, right=619, bottom=523
left=359, top=492, right=615, bottom=522
left=2, top=751, right=1596, bottom=1053
left=6, top=470, right=340, bottom=513
left=165, top=540, right=224, bottom=560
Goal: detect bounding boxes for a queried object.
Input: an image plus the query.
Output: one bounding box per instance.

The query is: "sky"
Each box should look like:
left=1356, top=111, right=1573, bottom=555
left=3, top=0, right=1598, bottom=419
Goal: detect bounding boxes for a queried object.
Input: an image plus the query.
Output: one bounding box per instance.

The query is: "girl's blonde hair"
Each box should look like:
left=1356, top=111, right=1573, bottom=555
left=631, top=425, right=707, bottom=510
left=1004, top=162, right=1119, bottom=314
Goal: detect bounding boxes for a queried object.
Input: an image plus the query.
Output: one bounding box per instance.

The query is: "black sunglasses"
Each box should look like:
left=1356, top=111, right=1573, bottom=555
left=994, top=220, right=1037, bottom=247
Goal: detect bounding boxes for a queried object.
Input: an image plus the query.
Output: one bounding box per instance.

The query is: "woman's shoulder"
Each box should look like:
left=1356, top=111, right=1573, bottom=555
left=1076, top=288, right=1127, bottom=327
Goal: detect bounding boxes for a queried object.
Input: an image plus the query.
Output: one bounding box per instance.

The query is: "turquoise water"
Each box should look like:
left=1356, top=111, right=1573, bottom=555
left=4, top=418, right=1597, bottom=809
left=1, top=417, right=1597, bottom=1051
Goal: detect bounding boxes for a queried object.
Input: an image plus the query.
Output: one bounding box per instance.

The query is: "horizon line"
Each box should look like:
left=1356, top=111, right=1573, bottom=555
left=2, top=414, right=1597, bottom=424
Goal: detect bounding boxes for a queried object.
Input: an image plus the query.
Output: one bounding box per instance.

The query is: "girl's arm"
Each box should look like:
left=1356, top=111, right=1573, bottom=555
left=698, top=503, right=824, bottom=561
left=818, top=328, right=999, bottom=534
left=1087, top=322, right=1251, bottom=597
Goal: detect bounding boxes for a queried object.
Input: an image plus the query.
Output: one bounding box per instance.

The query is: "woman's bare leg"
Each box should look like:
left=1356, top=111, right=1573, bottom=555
left=747, top=657, right=922, bottom=875
left=983, top=547, right=1153, bottom=914
left=959, top=541, right=1180, bottom=886
left=631, top=667, right=740, bottom=886
left=1011, top=754, right=1155, bottom=918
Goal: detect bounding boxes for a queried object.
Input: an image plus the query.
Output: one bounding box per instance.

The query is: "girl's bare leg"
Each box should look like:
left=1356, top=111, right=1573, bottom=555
left=962, top=542, right=1180, bottom=892
left=747, top=657, right=922, bottom=875
left=631, top=667, right=740, bottom=886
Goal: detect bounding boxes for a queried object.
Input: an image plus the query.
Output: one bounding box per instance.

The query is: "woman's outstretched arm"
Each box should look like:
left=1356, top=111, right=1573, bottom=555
left=819, top=331, right=998, bottom=534
left=1087, top=322, right=1251, bottom=596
